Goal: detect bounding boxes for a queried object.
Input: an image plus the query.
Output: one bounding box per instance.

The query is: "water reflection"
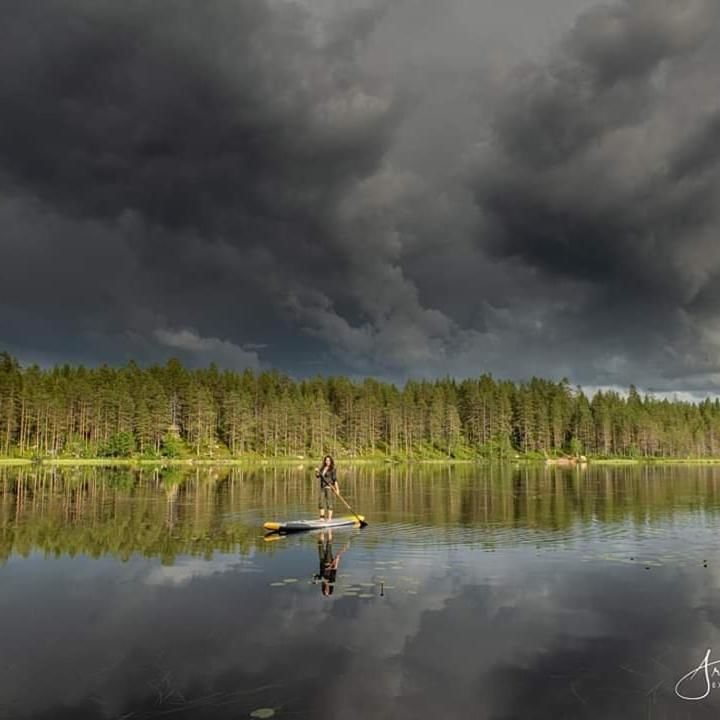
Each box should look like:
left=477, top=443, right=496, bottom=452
left=312, top=530, right=349, bottom=596
left=3, top=463, right=720, bottom=562
left=2, top=464, right=720, bottom=718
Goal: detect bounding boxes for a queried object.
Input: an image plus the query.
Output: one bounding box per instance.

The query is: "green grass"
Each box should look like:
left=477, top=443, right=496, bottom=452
left=4, top=454, right=720, bottom=467
left=580, top=457, right=720, bottom=465
left=0, top=455, right=477, bottom=466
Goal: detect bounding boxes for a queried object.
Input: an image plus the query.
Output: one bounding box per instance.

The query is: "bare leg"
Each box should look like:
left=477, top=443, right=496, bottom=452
left=328, top=509, right=333, bottom=521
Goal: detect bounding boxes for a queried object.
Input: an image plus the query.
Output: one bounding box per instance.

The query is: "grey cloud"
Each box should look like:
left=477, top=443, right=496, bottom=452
left=469, top=0, right=720, bottom=389
left=566, top=0, right=716, bottom=85
left=0, top=0, right=400, bottom=371
left=153, top=327, right=261, bottom=370
left=669, top=109, right=720, bottom=181
left=0, top=0, right=398, bottom=231
left=4, top=0, right=720, bottom=391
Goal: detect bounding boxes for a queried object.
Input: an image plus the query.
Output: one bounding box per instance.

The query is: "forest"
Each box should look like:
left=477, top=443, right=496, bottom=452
left=0, top=351, right=718, bottom=460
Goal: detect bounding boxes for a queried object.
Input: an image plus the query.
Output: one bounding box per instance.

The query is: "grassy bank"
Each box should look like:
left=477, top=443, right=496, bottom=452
left=5, top=455, right=720, bottom=467
left=590, top=457, right=720, bottom=465
left=0, top=456, right=414, bottom=467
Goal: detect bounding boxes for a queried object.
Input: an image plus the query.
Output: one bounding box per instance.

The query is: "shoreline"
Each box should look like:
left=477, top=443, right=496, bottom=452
left=4, top=456, right=720, bottom=467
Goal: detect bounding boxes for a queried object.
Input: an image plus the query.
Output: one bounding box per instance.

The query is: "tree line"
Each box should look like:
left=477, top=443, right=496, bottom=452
left=0, top=351, right=718, bottom=459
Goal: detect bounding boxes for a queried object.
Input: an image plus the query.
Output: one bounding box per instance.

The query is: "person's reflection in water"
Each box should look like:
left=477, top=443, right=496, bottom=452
left=314, top=529, right=344, bottom=596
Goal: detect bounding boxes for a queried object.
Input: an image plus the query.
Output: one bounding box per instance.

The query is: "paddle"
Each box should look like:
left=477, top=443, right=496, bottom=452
left=331, top=485, right=368, bottom=528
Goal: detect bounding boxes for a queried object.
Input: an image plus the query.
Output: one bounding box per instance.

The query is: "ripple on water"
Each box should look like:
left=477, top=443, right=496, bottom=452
left=361, top=521, right=583, bottom=553
left=345, top=513, right=720, bottom=571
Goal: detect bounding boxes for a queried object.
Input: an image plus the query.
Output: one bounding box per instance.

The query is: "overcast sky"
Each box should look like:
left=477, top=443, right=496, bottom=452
left=3, top=0, right=720, bottom=394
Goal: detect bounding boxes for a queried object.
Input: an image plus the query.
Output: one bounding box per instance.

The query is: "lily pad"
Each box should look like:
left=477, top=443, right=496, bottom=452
left=250, top=709, right=275, bottom=719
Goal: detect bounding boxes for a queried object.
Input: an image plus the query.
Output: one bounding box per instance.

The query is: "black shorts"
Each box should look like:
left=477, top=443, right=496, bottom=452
left=318, top=485, right=335, bottom=511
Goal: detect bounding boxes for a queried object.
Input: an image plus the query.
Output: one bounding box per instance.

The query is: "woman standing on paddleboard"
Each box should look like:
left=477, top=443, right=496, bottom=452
left=315, top=455, right=338, bottom=521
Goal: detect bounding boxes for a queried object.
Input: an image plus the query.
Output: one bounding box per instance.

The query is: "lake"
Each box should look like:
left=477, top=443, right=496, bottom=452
left=2, top=463, right=720, bottom=719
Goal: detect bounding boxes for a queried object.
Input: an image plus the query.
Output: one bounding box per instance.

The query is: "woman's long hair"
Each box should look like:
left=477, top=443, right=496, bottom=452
left=319, top=454, right=335, bottom=474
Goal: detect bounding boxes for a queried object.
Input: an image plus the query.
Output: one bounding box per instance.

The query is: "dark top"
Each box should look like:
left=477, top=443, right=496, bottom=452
left=318, top=539, right=338, bottom=583
left=317, top=465, right=337, bottom=488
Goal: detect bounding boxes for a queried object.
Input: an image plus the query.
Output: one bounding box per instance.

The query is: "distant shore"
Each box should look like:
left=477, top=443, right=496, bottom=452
left=4, top=456, right=720, bottom=467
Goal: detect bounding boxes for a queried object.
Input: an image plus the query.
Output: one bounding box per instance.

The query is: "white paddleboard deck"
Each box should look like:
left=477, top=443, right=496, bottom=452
left=264, top=515, right=365, bottom=532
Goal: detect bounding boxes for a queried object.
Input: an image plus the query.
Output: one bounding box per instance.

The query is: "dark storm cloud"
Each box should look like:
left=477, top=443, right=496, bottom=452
left=478, top=0, right=718, bottom=286
left=566, top=0, right=713, bottom=85
left=669, top=109, right=720, bottom=183
left=0, top=0, right=400, bottom=370
left=470, top=0, right=720, bottom=390
left=4, top=0, right=720, bottom=391
left=0, top=0, right=396, bottom=230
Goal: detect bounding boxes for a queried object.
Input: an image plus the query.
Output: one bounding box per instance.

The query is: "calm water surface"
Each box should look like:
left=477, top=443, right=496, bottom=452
left=2, top=464, right=720, bottom=719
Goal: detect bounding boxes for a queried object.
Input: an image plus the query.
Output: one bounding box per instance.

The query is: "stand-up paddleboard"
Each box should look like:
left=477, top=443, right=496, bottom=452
left=264, top=515, right=365, bottom=533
